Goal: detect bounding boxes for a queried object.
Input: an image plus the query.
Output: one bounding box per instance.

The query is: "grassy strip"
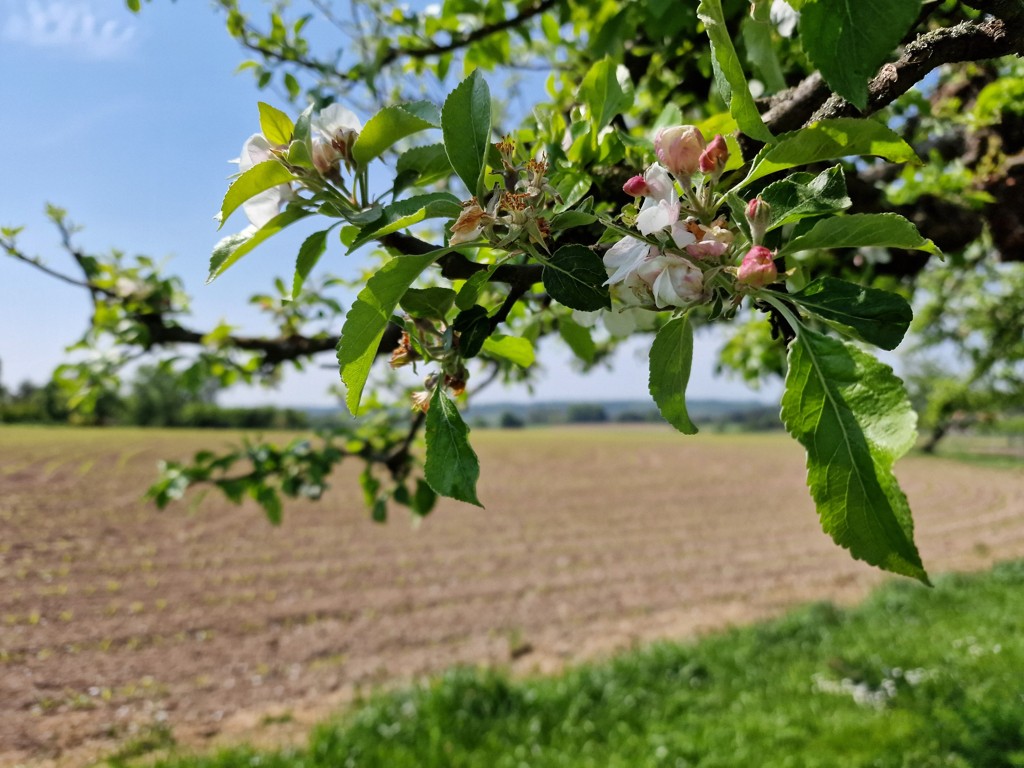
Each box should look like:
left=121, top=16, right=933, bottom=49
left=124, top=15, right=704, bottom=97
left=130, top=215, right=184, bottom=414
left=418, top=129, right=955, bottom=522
left=128, top=562, right=1024, bottom=768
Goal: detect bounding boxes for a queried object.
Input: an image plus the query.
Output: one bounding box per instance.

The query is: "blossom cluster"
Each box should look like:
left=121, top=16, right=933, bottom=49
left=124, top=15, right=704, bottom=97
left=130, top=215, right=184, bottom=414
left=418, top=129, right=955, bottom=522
left=449, top=137, right=557, bottom=248
left=603, top=125, right=778, bottom=311
left=236, top=104, right=363, bottom=231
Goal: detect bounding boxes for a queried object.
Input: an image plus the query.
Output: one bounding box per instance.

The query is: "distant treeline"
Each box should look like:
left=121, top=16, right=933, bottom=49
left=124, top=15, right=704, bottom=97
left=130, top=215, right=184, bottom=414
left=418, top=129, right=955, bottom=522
left=0, top=374, right=309, bottom=430
left=474, top=401, right=783, bottom=432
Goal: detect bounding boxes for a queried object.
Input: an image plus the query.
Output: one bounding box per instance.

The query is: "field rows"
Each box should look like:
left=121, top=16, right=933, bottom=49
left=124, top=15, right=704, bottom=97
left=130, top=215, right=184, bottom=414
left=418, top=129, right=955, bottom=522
left=1, top=426, right=1022, bottom=765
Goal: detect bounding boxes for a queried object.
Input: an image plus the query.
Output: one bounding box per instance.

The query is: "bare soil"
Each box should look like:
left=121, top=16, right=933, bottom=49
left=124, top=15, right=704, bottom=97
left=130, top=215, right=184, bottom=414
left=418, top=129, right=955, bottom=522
left=1, top=426, right=1022, bottom=766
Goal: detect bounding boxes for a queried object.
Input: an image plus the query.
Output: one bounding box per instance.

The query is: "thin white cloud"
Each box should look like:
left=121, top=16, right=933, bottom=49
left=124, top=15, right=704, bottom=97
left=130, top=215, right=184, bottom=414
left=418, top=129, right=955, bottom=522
left=1, top=0, right=138, bottom=59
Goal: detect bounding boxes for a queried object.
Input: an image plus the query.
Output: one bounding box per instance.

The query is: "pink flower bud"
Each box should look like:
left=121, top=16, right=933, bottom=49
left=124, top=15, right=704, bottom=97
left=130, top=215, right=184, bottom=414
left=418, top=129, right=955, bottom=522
left=745, top=196, right=772, bottom=245
left=698, top=134, right=729, bottom=175
left=745, top=196, right=769, bottom=224
left=622, top=175, right=649, bottom=197
left=654, top=125, right=706, bottom=179
left=737, top=246, right=778, bottom=288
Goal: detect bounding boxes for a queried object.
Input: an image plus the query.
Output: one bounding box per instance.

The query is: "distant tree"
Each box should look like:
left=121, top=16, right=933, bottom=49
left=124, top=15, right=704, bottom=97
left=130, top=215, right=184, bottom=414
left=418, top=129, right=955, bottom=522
left=499, top=411, right=525, bottom=429
left=905, top=253, right=1024, bottom=452
left=615, top=410, right=653, bottom=424
left=566, top=404, right=609, bottom=424
left=0, top=379, right=71, bottom=424
left=127, top=364, right=214, bottom=427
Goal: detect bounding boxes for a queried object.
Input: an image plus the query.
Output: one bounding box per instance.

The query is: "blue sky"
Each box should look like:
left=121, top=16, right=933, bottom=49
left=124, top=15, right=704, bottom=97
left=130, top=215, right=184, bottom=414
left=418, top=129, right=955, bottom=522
left=0, top=0, right=780, bottom=407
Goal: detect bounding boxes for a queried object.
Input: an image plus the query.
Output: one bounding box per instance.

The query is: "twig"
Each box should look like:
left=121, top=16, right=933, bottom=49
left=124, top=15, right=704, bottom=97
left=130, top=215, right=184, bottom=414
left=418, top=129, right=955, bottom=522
left=378, top=0, right=558, bottom=67
left=809, top=18, right=1024, bottom=123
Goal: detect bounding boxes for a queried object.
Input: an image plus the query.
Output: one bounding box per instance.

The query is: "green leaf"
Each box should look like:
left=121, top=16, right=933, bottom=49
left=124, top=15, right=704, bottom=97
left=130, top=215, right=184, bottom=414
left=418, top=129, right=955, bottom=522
left=257, top=102, right=294, bottom=146
left=425, top=388, right=482, bottom=507
left=455, top=265, right=498, bottom=311
left=441, top=70, right=491, bottom=198
left=402, top=101, right=442, bottom=127
left=742, top=16, right=786, bottom=94
left=788, top=277, right=913, bottom=350
left=292, top=104, right=315, bottom=147
left=649, top=315, right=698, bottom=434
left=551, top=209, right=598, bottom=232
left=578, top=57, right=634, bottom=132
left=286, top=140, right=313, bottom=169
left=543, top=245, right=610, bottom=312
left=337, top=250, right=441, bottom=415
left=395, top=143, right=454, bottom=193
left=400, top=287, right=456, bottom=319
left=558, top=316, right=598, bottom=365
left=800, top=0, right=921, bottom=110
left=779, top=213, right=941, bottom=258
left=291, top=229, right=330, bottom=299
left=781, top=325, right=928, bottom=582
left=453, top=305, right=491, bottom=358
left=411, top=479, right=437, bottom=517
left=481, top=334, right=535, bottom=368
left=359, top=466, right=381, bottom=508
left=351, top=102, right=440, bottom=167
left=219, top=161, right=296, bottom=229
left=208, top=208, right=312, bottom=283
left=349, top=192, right=461, bottom=252
left=284, top=72, right=301, bottom=100
left=254, top=486, right=283, bottom=525
left=127, top=0, right=141, bottom=12
left=552, top=169, right=593, bottom=213
left=759, top=165, right=852, bottom=231
left=739, top=118, right=919, bottom=189
left=697, top=0, right=773, bottom=143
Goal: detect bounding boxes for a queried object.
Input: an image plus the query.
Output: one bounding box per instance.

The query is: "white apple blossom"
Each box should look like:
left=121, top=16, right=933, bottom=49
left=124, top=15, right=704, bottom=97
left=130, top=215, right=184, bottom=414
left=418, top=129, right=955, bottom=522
left=771, top=0, right=798, bottom=37
left=670, top=221, right=698, bottom=250
left=610, top=264, right=657, bottom=308
left=311, top=103, right=362, bottom=175
left=637, top=253, right=704, bottom=308
left=236, top=133, right=292, bottom=230
left=603, top=235, right=651, bottom=286
left=683, top=217, right=734, bottom=259
left=601, top=306, right=644, bottom=336
left=636, top=197, right=680, bottom=237
left=641, top=163, right=675, bottom=201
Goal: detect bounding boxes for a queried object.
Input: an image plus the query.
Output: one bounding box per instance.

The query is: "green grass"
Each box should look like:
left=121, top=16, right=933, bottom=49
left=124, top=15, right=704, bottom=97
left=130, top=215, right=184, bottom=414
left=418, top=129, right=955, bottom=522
left=121, top=561, right=1024, bottom=768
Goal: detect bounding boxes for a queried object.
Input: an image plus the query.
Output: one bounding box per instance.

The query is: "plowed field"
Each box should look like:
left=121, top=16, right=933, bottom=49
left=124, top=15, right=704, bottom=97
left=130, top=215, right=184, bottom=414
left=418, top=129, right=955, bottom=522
left=2, top=426, right=1022, bottom=766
